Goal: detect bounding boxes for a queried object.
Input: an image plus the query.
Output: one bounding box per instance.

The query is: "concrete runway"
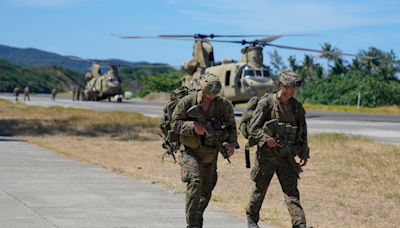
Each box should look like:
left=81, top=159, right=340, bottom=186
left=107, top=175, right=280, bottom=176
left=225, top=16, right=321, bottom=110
left=1, top=93, right=399, bottom=145
left=0, top=136, right=248, bottom=228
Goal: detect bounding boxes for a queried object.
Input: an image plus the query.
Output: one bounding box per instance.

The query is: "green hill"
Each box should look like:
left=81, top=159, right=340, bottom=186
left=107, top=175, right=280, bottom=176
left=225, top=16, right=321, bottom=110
left=0, top=44, right=181, bottom=95
left=0, top=44, right=174, bottom=73
left=0, top=60, right=83, bottom=93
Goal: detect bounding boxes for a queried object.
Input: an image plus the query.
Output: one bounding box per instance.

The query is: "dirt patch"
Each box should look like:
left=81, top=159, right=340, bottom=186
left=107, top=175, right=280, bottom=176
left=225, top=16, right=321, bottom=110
left=142, top=92, right=170, bottom=103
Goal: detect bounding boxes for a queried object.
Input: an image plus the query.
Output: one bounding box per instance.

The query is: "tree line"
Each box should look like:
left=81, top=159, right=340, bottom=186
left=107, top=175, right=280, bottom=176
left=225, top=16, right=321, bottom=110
left=269, top=44, right=400, bottom=107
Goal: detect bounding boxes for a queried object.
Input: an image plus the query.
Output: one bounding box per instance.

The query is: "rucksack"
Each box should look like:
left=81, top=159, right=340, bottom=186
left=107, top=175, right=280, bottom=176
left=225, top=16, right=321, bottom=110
left=160, top=87, right=198, bottom=161
left=239, top=93, right=274, bottom=143
left=239, top=93, right=275, bottom=168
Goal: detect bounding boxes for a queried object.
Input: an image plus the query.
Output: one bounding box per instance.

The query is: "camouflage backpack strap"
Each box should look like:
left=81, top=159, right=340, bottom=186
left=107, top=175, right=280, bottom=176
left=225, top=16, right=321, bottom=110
left=269, top=93, right=279, bottom=120
left=239, top=96, right=259, bottom=139
left=189, top=90, right=198, bottom=107
left=244, top=93, right=273, bottom=169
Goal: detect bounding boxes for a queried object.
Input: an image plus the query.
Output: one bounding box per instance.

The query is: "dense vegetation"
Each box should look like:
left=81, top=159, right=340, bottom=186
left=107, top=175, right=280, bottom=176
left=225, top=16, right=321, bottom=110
left=0, top=60, right=83, bottom=93
left=118, top=65, right=181, bottom=96
left=269, top=45, right=400, bottom=107
left=136, top=70, right=185, bottom=97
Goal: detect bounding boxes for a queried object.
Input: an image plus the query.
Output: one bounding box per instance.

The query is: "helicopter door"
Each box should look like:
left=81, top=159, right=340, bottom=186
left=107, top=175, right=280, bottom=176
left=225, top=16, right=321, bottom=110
left=223, top=70, right=236, bottom=97
left=225, top=71, right=231, bottom=86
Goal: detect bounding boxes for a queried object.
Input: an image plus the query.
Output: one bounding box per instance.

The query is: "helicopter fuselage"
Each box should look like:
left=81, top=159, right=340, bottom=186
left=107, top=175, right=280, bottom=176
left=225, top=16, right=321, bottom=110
left=205, top=63, right=274, bottom=104
left=84, top=67, right=123, bottom=101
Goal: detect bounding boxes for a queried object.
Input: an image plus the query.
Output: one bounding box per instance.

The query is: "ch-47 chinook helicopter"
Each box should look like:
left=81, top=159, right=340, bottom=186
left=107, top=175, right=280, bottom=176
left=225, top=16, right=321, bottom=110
left=83, top=61, right=123, bottom=101
left=114, top=33, right=362, bottom=104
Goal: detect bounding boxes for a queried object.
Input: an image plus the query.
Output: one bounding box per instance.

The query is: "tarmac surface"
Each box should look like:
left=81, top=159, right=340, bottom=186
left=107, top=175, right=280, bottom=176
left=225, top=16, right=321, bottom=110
left=0, top=136, right=248, bottom=228
left=1, top=93, right=400, bottom=145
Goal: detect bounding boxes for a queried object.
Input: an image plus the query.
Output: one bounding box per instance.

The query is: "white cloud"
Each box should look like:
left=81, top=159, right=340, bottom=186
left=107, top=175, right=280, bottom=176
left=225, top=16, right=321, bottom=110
left=176, top=0, right=400, bottom=33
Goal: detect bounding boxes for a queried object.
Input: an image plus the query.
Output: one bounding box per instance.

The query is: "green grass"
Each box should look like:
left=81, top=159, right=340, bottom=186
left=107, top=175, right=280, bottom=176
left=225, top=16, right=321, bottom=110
left=0, top=99, right=160, bottom=140
left=385, top=192, right=400, bottom=203
left=237, top=101, right=400, bottom=115
left=304, top=103, right=400, bottom=115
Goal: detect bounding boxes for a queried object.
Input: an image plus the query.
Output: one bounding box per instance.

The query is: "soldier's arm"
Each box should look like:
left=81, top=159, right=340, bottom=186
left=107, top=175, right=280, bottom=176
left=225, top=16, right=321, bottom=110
left=248, top=98, right=271, bottom=147
left=298, top=104, right=310, bottom=158
left=222, top=98, right=239, bottom=148
left=171, top=97, right=196, bottom=136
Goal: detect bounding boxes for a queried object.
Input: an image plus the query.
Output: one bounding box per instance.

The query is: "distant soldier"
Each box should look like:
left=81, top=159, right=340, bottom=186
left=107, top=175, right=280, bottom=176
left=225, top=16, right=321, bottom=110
left=24, top=86, right=30, bottom=101
left=116, top=94, right=122, bottom=102
left=172, top=73, right=238, bottom=227
left=246, top=70, right=309, bottom=228
left=51, top=88, right=57, bottom=101
left=13, top=87, right=20, bottom=101
left=72, top=87, right=76, bottom=101
left=76, top=87, right=81, bottom=101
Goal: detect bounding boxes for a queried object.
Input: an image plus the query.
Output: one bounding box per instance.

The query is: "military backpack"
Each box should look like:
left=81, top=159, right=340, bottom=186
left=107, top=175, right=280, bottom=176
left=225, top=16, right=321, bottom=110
left=160, top=87, right=198, bottom=161
left=239, top=93, right=276, bottom=168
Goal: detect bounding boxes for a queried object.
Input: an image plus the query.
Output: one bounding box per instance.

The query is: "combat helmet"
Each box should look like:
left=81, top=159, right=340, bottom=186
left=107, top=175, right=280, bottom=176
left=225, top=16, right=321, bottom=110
left=199, top=73, right=222, bottom=95
left=278, top=70, right=303, bottom=87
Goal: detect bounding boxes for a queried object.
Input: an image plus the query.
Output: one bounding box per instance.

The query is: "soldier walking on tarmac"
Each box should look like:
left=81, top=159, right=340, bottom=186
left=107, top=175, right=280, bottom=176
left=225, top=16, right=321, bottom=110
left=246, top=70, right=310, bottom=228
left=72, top=87, right=76, bottom=101
left=24, top=86, right=30, bottom=101
left=76, top=87, right=81, bottom=101
left=51, top=88, right=57, bottom=101
left=14, top=87, right=20, bottom=101
left=172, top=73, right=238, bottom=228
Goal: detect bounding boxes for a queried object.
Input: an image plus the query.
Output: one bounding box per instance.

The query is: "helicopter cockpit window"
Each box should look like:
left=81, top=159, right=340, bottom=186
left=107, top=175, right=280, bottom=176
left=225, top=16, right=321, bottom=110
left=263, top=70, right=270, bottom=77
left=243, top=69, right=254, bottom=77
left=255, top=70, right=262, bottom=77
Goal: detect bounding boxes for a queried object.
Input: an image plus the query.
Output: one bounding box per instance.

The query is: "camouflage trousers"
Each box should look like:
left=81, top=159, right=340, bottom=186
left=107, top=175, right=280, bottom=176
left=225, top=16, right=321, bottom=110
left=179, top=150, right=218, bottom=227
left=246, top=150, right=306, bottom=227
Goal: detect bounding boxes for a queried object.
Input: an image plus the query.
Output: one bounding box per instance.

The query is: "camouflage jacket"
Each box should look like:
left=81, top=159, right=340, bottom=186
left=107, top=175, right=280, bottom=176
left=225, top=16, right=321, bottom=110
left=248, top=93, right=310, bottom=158
left=172, top=91, right=238, bottom=149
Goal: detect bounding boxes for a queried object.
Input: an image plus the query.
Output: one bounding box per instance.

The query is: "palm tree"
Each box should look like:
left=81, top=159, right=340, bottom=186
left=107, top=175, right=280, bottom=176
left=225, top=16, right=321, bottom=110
left=356, top=47, right=399, bottom=80
left=268, top=49, right=286, bottom=76
left=350, top=58, right=362, bottom=72
left=358, top=47, right=382, bottom=76
left=330, top=57, right=349, bottom=76
left=320, top=42, right=339, bottom=76
left=300, top=54, right=317, bottom=81
left=288, top=55, right=300, bottom=74
left=378, top=50, right=399, bottom=80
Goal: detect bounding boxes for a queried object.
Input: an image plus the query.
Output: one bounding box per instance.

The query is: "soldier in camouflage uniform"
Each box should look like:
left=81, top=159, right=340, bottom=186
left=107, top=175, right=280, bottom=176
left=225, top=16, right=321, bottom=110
left=24, top=86, right=30, bottom=101
left=13, top=87, right=20, bottom=101
left=246, top=70, right=310, bottom=228
left=172, top=73, right=238, bottom=228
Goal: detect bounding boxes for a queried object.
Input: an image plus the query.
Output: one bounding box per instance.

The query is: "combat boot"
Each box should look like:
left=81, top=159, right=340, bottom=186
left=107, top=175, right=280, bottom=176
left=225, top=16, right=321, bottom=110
left=292, top=225, right=306, bottom=228
left=247, top=216, right=260, bottom=228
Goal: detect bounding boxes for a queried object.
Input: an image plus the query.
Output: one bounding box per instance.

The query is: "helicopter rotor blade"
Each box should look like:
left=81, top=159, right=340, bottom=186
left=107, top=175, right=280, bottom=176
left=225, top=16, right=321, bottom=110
left=265, top=43, right=359, bottom=57
left=159, top=34, right=286, bottom=39
left=259, top=35, right=283, bottom=44
left=113, top=33, right=316, bottom=41
left=112, top=34, right=203, bottom=42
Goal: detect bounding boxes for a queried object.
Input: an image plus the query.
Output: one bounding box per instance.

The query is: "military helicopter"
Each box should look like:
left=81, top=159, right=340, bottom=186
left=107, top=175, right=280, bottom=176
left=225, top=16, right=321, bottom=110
left=83, top=61, right=123, bottom=101
left=115, top=33, right=363, bottom=104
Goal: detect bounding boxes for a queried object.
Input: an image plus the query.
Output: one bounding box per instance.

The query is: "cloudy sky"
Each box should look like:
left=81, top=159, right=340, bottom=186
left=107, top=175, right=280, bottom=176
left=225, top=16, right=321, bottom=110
left=1, top=0, right=399, bottom=67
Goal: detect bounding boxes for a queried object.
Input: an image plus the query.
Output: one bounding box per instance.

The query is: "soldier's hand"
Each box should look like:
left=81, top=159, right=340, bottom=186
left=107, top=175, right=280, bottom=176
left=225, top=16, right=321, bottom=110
left=223, top=142, right=235, bottom=157
left=193, top=122, right=208, bottom=135
left=300, top=157, right=308, bottom=166
left=266, top=137, right=282, bottom=148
